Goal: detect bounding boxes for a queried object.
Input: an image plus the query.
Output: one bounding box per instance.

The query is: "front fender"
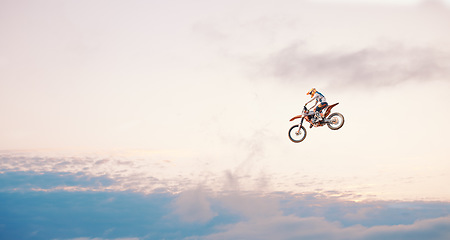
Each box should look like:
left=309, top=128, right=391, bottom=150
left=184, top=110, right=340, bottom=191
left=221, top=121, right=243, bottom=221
left=290, top=115, right=303, bottom=121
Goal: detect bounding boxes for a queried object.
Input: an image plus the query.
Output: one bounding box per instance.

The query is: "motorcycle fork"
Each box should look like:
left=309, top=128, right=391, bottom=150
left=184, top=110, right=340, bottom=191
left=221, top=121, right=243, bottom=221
left=296, top=118, right=304, bottom=134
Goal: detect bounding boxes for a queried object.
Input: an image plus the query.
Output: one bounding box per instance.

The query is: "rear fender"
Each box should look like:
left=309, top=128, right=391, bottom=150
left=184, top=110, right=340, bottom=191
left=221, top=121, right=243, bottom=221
left=324, top=103, right=339, bottom=118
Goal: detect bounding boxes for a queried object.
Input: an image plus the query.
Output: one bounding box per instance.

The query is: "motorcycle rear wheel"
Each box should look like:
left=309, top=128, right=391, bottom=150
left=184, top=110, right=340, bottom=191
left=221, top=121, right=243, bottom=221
left=289, top=125, right=307, bottom=143
left=327, top=113, right=344, bottom=130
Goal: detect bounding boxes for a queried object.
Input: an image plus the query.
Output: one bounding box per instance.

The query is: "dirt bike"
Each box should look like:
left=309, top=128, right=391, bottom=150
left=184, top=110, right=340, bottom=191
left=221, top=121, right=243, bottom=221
left=288, top=103, right=344, bottom=143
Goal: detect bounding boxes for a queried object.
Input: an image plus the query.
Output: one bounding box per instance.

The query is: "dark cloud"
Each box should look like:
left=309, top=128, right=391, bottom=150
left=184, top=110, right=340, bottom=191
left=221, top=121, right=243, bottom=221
left=1, top=171, right=450, bottom=240
left=261, top=43, right=450, bottom=88
left=0, top=191, right=173, bottom=240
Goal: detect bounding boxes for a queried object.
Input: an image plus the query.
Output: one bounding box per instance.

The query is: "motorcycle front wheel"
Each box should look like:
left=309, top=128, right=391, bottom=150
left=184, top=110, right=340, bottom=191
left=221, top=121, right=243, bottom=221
left=327, top=112, right=344, bottom=130
left=288, top=125, right=307, bottom=143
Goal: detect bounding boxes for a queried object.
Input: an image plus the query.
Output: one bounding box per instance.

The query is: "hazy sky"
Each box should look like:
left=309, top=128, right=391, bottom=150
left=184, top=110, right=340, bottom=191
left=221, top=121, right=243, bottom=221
left=1, top=0, right=450, bottom=239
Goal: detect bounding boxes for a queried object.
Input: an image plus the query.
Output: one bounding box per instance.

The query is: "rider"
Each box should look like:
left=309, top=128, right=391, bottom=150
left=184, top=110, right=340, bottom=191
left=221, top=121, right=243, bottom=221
left=305, top=88, right=328, bottom=123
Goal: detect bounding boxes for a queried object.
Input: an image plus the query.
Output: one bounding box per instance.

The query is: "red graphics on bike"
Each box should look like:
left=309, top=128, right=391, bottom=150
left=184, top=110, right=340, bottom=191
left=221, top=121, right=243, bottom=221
left=324, top=103, right=339, bottom=118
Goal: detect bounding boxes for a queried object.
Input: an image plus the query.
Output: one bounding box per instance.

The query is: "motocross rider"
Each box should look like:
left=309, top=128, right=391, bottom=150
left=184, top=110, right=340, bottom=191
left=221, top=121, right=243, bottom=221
left=305, top=88, right=328, bottom=123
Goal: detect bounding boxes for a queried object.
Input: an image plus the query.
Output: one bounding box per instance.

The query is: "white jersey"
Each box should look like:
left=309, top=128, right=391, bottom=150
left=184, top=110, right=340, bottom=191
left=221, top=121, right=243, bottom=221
left=313, top=91, right=326, bottom=103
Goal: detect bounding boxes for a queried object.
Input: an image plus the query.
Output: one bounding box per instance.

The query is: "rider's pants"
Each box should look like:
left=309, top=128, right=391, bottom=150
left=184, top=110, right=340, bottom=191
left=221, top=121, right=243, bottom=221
left=315, top=102, right=328, bottom=114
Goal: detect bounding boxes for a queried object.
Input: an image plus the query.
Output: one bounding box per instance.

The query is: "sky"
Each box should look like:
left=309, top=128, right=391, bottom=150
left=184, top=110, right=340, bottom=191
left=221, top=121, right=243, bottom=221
left=1, top=0, right=450, bottom=239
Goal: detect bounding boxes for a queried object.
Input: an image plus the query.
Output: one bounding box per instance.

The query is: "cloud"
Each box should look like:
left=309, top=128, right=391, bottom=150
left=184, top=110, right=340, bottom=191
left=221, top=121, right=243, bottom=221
left=193, top=214, right=450, bottom=240
left=184, top=190, right=450, bottom=239
left=420, top=0, right=449, bottom=9
left=219, top=190, right=281, bottom=220
left=183, top=191, right=450, bottom=240
left=261, top=43, right=450, bottom=88
left=58, top=238, right=140, bottom=240
left=194, top=215, right=342, bottom=240
left=189, top=0, right=450, bottom=89
left=362, top=216, right=450, bottom=240
left=0, top=191, right=173, bottom=240
left=0, top=150, right=196, bottom=194
left=0, top=171, right=114, bottom=192
left=1, top=171, right=450, bottom=240
left=1, top=149, right=449, bottom=202
left=172, top=187, right=217, bottom=223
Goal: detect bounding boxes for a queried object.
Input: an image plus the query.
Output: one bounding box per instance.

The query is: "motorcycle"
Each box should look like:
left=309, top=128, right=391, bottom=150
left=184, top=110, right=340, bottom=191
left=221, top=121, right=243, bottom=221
left=288, top=103, right=344, bottom=143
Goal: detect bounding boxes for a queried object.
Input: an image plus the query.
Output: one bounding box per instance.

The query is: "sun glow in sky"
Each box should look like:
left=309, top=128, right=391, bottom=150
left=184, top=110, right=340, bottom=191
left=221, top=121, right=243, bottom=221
left=1, top=0, right=450, bottom=239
